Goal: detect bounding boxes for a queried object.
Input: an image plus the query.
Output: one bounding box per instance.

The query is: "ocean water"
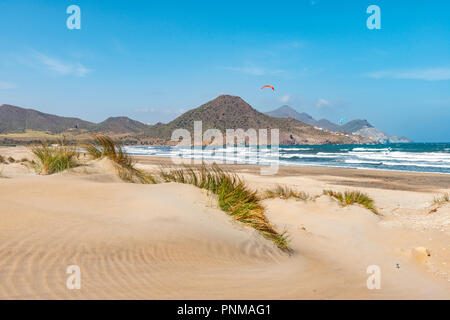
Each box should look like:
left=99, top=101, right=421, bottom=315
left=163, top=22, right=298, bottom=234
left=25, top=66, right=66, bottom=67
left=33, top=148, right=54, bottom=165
left=124, top=143, right=450, bottom=174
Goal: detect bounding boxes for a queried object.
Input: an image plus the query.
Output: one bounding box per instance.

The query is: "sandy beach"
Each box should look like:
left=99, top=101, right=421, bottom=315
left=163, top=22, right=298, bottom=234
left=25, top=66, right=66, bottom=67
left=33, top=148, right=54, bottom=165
left=0, top=146, right=449, bottom=299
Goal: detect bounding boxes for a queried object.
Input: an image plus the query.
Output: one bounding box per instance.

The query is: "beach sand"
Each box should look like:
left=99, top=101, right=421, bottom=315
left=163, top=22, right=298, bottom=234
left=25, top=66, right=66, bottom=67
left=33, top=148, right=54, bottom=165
left=0, top=146, right=449, bottom=299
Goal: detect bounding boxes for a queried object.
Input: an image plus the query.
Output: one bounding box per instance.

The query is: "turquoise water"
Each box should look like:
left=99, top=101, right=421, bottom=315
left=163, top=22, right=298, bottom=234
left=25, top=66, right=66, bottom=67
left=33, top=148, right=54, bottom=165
left=125, top=143, right=450, bottom=174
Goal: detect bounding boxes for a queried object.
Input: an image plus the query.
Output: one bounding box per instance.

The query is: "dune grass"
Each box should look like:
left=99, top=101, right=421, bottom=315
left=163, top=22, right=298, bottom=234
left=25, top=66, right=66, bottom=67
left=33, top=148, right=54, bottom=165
left=160, top=164, right=291, bottom=252
left=0, top=154, right=5, bottom=164
left=262, top=185, right=310, bottom=201
left=433, top=193, right=450, bottom=205
left=31, top=141, right=79, bottom=175
left=323, top=189, right=379, bottom=215
left=84, top=134, right=156, bottom=184
left=7, top=156, right=15, bottom=163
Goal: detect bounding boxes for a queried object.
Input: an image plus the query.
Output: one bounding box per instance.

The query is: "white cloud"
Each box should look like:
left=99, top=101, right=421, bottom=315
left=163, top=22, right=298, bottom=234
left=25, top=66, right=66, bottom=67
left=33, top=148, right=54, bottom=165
left=18, top=51, right=91, bottom=77
left=316, top=98, right=331, bottom=108
left=279, top=95, right=291, bottom=103
left=366, top=67, right=450, bottom=81
left=34, top=52, right=90, bottom=77
left=0, top=81, right=16, bottom=89
left=221, top=66, right=284, bottom=76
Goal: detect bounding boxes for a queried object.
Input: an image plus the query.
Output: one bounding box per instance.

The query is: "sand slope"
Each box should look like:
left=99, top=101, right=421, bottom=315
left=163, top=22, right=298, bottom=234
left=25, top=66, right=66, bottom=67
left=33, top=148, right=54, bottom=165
left=0, top=147, right=449, bottom=299
left=0, top=173, right=448, bottom=299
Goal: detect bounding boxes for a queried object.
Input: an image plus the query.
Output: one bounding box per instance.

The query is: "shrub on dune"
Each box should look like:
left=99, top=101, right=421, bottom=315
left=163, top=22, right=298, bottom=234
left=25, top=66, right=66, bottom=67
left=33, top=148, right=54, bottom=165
left=84, top=134, right=156, bottom=184
left=0, top=154, right=5, bottom=164
left=263, top=185, right=310, bottom=201
left=323, top=189, right=379, bottom=215
left=160, top=164, right=291, bottom=252
left=433, top=193, right=449, bottom=205
left=31, top=141, right=78, bottom=175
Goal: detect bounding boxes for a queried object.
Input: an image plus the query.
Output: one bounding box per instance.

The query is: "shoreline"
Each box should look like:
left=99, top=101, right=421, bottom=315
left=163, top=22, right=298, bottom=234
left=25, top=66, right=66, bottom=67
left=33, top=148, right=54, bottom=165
left=134, top=155, right=450, bottom=192
left=131, top=154, right=450, bottom=176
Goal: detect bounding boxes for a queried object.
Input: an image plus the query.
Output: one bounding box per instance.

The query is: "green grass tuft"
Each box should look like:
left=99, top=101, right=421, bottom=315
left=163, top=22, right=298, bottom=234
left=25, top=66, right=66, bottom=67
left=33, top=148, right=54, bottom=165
left=323, top=189, right=379, bottom=215
left=31, top=141, right=78, bottom=175
left=262, top=185, right=310, bottom=201
left=160, top=164, right=291, bottom=252
left=84, top=134, right=157, bottom=184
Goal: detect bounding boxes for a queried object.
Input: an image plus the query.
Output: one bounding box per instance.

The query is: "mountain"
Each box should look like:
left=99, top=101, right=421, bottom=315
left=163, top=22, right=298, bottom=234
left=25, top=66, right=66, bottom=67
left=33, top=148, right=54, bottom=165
left=0, top=104, right=94, bottom=133
left=265, top=105, right=316, bottom=126
left=95, top=116, right=149, bottom=133
left=265, top=105, right=412, bottom=143
left=0, top=104, right=148, bottom=134
left=1, top=98, right=379, bottom=145
left=353, top=127, right=412, bottom=143
left=340, top=119, right=372, bottom=133
left=315, top=119, right=341, bottom=132
left=141, top=95, right=370, bottom=145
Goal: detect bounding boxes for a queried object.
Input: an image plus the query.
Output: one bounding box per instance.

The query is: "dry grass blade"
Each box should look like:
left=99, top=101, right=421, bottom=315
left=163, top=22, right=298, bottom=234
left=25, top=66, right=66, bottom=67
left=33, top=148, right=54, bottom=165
left=433, top=193, right=450, bottom=205
left=323, top=189, right=379, bottom=215
left=84, top=134, right=157, bottom=184
left=160, top=164, right=291, bottom=252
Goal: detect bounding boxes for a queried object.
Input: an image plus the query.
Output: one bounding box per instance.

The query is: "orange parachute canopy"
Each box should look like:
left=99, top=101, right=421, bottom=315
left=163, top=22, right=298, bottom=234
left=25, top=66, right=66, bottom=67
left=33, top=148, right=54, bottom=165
left=260, top=85, right=275, bottom=91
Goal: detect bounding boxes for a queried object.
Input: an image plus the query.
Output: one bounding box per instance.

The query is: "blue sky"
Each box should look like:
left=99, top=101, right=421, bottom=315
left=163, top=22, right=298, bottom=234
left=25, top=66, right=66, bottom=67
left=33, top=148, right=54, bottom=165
left=0, top=0, right=449, bottom=142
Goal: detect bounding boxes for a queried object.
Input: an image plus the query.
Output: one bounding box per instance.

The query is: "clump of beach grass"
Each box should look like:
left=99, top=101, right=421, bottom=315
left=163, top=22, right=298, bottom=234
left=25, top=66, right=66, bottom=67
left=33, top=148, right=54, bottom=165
left=0, top=154, right=5, bottom=164
left=84, top=134, right=156, bottom=184
left=7, top=156, right=15, bottom=163
left=433, top=193, right=450, bottom=206
left=262, top=185, right=310, bottom=201
left=31, top=140, right=79, bottom=175
left=323, top=189, right=379, bottom=215
left=160, top=164, right=291, bottom=252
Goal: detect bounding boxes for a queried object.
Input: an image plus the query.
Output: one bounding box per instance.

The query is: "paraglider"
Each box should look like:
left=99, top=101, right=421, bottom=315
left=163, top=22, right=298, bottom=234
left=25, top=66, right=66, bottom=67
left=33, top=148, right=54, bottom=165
left=260, top=85, right=275, bottom=91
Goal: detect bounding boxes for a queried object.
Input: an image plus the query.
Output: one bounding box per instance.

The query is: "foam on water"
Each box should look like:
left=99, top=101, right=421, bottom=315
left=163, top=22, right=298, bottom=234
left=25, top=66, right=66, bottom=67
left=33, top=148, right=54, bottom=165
left=124, top=143, right=450, bottom=174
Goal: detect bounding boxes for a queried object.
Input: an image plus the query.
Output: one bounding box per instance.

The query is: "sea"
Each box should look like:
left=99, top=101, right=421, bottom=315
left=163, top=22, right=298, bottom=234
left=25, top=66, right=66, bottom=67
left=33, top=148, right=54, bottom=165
left=124, top=143, right=450, bottom=174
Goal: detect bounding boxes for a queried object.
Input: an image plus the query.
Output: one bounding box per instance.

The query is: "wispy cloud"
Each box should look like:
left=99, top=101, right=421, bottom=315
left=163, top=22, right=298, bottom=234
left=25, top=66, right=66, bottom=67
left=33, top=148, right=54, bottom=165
left=316, top=98, right=331, bottom=108
left=18, top=51, right=91, bottom=77
left=220, top=66, right=284, bottom=76
left=366, top=67, right=450, bottom=81
left=0, top=81, right=16, bottom=89
left=279, top=95, right=292, bottom=103
left=34, top=52, right=90, bottom=77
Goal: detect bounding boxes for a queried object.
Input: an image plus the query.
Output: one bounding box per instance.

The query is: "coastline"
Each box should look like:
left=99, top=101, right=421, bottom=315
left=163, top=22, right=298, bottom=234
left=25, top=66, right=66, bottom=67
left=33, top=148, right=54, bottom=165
left=134, top=155, right=450, bottom=191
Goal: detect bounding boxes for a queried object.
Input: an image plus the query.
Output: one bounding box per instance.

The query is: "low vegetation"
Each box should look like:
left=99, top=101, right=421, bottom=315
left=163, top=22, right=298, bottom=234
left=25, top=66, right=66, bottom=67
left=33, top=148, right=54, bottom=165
left=433, top=193, right=450, bottom=206
left=0, top=164, right=5, bottom=178
left=160, top=164, right=291, bottom=252
left=31, top=140, right=79, bottom=175
left=262, top=185, right=310, bottom=201
left=84, top=134, right=156, bottom=184
left=7, top=156, right=15, bottom=163
left=0, top=154, right=5, bottom=164
left=323, top=189, right=379, bottom=215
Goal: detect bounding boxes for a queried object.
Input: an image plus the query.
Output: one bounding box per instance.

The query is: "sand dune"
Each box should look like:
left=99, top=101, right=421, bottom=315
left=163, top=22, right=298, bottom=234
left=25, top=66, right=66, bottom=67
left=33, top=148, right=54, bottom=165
left=0, top=147, right=449, bottom=299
